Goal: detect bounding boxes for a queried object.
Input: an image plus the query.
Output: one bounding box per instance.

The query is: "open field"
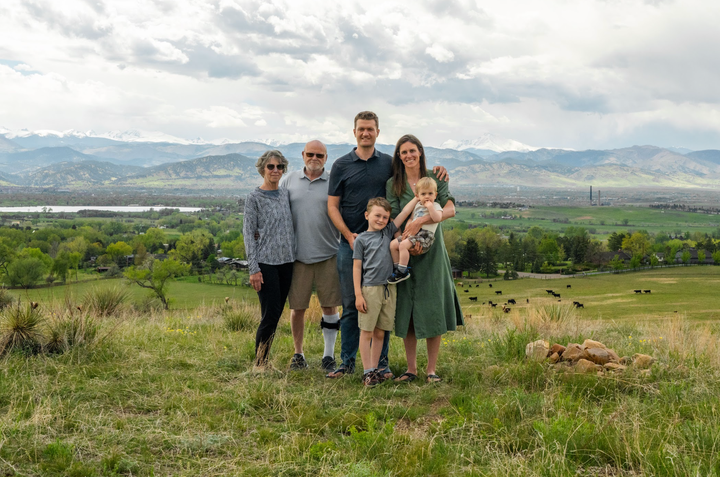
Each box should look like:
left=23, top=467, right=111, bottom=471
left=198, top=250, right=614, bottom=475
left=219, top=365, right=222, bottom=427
left=455, top=205, right=720, bottom=239
left=7, top=277, right=256, bottom=310
left=456, top=266, right=720, bottom=322
left=2, top=268, right=720, bottom=475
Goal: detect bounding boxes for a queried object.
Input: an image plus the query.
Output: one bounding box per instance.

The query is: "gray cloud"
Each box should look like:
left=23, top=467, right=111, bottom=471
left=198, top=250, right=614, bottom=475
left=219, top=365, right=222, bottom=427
left=23, top=1, right=112, bottom=40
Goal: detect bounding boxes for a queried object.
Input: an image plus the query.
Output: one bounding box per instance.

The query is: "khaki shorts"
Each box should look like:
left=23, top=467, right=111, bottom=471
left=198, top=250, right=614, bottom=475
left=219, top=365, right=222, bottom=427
left=288, top=257, right=342, bottom=309
left=358, top=284, right=396, bottom=332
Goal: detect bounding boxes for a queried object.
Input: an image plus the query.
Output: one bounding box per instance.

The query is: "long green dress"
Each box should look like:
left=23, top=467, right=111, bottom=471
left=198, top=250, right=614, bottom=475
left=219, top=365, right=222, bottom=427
left=386, top=170, right=464, bottom=339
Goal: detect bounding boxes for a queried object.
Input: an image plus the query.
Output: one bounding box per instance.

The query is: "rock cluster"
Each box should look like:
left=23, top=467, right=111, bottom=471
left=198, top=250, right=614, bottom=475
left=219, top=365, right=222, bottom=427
left=525, top=339, right=655, bottom=374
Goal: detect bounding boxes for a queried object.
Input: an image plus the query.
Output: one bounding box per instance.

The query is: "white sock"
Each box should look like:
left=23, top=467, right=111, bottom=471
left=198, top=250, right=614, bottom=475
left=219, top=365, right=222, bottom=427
left=398, top=264, right=408, bottom=273
left=322, top=313, right=340, bottom=358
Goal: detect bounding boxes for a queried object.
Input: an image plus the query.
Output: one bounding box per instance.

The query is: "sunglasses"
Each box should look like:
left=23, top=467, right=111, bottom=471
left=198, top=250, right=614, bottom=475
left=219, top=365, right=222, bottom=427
left=304, top=152, right=326, bottom=159
left=266, top=164, right=286, bottom=171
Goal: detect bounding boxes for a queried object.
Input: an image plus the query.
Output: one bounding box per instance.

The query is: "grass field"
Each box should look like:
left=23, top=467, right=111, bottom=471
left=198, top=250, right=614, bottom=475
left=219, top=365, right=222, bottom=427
left=454, top=205, right=720, bottom=239
left=456, top=266, right=720, bottom=322
left=8, top=276, right=256, bottom=310
left=2, top=269, right=720, bottom=475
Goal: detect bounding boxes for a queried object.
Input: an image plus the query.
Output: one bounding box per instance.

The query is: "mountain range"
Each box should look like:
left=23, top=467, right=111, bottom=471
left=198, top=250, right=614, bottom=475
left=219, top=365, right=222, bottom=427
left=0, top=129, right=718, bottom=190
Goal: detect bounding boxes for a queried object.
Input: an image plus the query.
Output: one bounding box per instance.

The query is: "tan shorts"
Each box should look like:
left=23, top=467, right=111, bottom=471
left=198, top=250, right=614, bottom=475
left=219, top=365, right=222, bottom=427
left=358, top=284, right=396, bottom=332
left=288, top=257, right=342, bottom=309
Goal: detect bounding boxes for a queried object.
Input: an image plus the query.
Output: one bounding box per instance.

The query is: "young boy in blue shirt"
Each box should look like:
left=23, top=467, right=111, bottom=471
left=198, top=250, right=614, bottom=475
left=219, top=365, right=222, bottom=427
left=353, top=196, right=418, bottom=386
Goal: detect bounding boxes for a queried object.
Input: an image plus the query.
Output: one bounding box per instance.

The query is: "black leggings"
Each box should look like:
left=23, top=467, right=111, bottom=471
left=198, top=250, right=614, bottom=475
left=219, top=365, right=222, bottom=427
left=255, top=262, right=294, bottom=365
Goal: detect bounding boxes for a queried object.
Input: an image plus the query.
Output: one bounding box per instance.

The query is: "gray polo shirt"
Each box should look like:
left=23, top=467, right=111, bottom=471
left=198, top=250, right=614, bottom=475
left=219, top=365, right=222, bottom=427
left=280, top=168, right=340, bottom=264
left=353, top=222, right=398, bottom=287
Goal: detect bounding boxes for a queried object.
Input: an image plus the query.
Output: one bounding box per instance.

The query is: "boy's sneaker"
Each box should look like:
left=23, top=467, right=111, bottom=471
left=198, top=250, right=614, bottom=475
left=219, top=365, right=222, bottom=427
left=363, top=370, right=381, bottom=387
left=387, top=268, right=411, bottom=284
left=321, top=356, right=336, bottom=371
left=289, top=353, right=309, bottom=370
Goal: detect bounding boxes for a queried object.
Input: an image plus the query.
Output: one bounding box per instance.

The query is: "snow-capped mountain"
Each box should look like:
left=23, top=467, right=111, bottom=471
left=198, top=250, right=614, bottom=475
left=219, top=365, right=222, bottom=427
left=441, top=133, right=539, bottom=153
left=0, top=128, right=216, bottom=145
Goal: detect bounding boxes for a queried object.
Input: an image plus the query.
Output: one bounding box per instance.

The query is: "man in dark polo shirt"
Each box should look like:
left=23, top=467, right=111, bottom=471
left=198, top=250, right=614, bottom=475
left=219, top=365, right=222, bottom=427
left=326, top=111, right=447, bottom=379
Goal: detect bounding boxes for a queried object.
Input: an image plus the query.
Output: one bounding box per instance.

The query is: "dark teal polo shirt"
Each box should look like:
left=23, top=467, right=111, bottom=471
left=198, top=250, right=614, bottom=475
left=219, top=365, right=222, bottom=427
left=328, top=147, right=393, bottom=243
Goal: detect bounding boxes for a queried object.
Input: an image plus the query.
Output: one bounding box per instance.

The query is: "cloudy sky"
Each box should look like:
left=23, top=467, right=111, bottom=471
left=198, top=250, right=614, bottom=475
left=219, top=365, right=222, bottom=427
left=1, top=0, right=719, bottom=150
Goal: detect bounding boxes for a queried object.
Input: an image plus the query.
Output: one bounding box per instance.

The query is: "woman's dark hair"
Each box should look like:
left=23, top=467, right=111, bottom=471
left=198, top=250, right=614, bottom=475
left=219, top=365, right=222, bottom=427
left=391, top=134, right=428, bottom=197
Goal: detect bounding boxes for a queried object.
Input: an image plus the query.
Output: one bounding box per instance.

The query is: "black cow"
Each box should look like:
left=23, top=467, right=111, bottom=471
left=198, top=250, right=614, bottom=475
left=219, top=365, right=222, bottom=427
left=489, top=283, right=492, bottom=288
left=634, top=290, right=642, bottom=294
left=567, top=284, right=571, bottom=288
left=643, top=290, right=651, bottom=294
left=495, top=290, right=502, bottom=295
left=546, top=290, right=554, bottom=294
left=476, top=284, right=479, bottom=288
left=490, top=303, right=497, bottom=307
left=507, top=299, right=516, bottom=305
left=464, top=289, right=469, bottom=293
left=469, top=296, right=478, bottom=302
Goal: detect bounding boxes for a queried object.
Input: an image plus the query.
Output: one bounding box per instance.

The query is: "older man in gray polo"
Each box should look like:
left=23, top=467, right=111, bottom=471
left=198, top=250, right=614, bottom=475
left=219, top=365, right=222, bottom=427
left=280, top=140, right=342, bottom=371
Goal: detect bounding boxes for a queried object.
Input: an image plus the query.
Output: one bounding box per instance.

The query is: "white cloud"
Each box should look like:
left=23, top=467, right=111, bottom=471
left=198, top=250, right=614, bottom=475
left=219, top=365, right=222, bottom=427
left=0, top=0, right=719, bottom=149
left=425, top=44, right=454, bottom=63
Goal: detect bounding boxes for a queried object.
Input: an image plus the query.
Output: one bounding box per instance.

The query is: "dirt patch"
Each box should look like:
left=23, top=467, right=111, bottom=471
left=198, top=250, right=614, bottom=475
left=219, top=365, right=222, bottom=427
left=645, top=278, right=678, bottom=283
left=576, top=216, right=594, bottom=220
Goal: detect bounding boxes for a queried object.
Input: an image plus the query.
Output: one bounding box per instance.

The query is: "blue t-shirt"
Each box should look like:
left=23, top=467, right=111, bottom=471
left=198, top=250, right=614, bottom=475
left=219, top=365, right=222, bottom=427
left=353, top=222, right=398, bottom=287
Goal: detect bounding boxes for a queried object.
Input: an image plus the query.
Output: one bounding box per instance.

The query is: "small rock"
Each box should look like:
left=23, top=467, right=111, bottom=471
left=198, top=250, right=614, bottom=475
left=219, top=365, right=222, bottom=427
left=632, top=353, right=655, bottom=369
left=562, top=343, right=585, bottom=362
left=526, top=340, right=550, bottom=362
left=549, top=344, right=566, bottom=356
left=582, top=339, right=607, bottom=350
left=606, top=348, right=620, bottom=363
left=603, top=362, right=626, bottom=372
left=575, top=359, right=600, bottom=374
left=548, top=352, right=560, bottom=363
left=586, top=348, right=613, bottom=365
left=620, top=356, right=632, bottom=365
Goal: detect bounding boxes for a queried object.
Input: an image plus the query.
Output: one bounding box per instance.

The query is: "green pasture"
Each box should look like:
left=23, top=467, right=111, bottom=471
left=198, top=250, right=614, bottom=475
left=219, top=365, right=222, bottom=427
left=8, top=276, right=256, bottom=309
left=456, top=266, right=720, bottom=322
left=454, top=205, right=720, bottom=238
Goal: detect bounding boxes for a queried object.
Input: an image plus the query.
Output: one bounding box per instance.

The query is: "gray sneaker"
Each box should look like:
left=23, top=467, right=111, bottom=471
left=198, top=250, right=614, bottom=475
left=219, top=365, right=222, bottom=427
left=289, top=353, right=308, bottom=370
left=321, top=356, right=336, bottom=371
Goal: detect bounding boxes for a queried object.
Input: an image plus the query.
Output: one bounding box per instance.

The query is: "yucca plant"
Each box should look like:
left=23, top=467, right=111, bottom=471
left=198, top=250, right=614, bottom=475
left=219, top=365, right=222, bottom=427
left=0, top=303, right=45, bottom=355
left=46, top=312, right=99, bottom=354
left=84, top=286, right=128, bottom=317
left=222, top=301, right=259, bottom=332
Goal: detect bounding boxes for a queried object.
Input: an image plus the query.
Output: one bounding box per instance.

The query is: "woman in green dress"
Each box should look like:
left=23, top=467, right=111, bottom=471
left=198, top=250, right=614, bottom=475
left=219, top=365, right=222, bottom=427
left=386, top=134, right=464, bottom=383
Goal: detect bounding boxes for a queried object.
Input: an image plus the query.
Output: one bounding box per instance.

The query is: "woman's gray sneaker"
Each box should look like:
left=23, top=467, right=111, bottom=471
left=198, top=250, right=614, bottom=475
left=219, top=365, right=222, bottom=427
left=290, top=353, right=309, bottom=370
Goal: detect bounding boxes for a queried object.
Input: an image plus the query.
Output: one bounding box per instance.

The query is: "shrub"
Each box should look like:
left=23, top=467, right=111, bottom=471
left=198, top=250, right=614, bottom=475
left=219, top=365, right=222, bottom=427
left=0, top=303, right=45, bottom=355
left=46, top=312, right=99, bottom=354
left=0, top=288, right=13, bottom=310
left=222, top=302, right=259, bottom=332
left=84, top=285, right=128, bottom=316
left=105, top=264, right=123, bottom=278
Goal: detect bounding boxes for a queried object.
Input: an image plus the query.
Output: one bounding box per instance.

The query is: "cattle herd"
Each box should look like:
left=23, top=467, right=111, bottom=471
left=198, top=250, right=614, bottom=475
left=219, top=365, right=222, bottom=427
left=457, top=281, right=656, bottom=314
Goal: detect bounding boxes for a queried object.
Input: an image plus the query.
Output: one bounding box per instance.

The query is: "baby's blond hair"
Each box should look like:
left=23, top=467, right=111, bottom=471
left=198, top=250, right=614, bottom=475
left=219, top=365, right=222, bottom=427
left=416, top=177, right=437, bottom=193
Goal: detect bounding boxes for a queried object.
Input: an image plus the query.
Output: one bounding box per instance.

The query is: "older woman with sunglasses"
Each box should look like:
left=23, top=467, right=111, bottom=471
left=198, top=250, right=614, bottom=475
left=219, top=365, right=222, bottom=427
left=243, top=150, right=295, bottom=371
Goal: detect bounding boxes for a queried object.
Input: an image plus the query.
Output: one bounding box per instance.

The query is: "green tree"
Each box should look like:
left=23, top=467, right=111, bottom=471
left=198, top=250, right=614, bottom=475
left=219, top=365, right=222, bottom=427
left=698, top=250, right=706, bottom=264
left=479, top=244, right=498, bottom=278
left=459, top=237, right=481, bottom=273
left=622, top=232, right=652, bottom=257
left=51, top=251, right=71, bottom=283
left=125, top=259, right=190, bottom=310
left=712, top=250, right=720, bottom=265
left=220, top=238, right=245, bottom=259
left=7, top=257, right=47, bottom=288
left=171, top=229, right=214, bottom=270
left=607, top=232, right=627, bottom=252
left=538, top=237, right=560, bottom=265
left=681, top=250, right=691, bottom=265
left=0, top=238, right=16, bottom=276
left=68, top=252, right=82, bottom=281
left=650, top=254, right=659, bottom=268
left=106, top=241, right=133, bottom=266
left=609, top=255, right=624, bottom=272
left=629, top=254, right=642, bottom=269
